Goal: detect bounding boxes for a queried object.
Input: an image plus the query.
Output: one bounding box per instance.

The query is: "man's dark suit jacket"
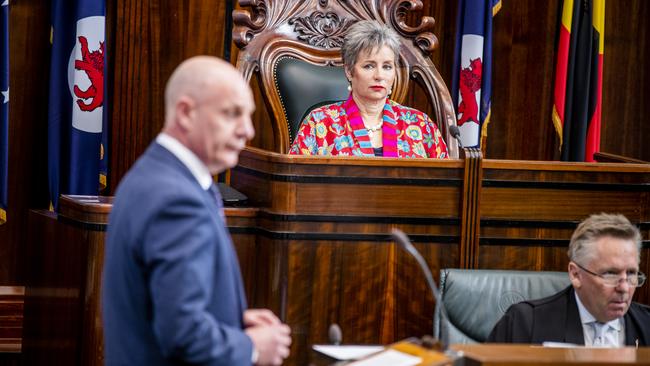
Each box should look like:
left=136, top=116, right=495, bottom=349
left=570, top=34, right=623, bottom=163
left=488, top=286, right=650, bottom=346
left=102, top=142, right=252, bottom=365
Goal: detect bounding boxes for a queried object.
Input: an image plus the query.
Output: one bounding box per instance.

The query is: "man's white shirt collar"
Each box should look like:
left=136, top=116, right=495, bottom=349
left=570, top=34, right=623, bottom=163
left=156, top=133, right=213, bottom=190
left=575, top=292, right=622, bottom=331
left=575, top=291, right=623, bottom=347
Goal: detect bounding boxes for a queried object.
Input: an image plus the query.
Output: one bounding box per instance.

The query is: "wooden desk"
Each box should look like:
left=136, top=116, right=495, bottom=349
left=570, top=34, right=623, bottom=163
left=21, top=197, right=259, bottom=366
left=21, top=149, right=650, bottom=366
left=451, top=344, right=650, bottom=365
left=230, top=147, right=650, bottom=365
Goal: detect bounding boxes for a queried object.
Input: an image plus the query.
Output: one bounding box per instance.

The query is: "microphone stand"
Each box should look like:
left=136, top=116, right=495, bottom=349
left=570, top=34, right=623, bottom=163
left=391, top=229, right=465, bottom=365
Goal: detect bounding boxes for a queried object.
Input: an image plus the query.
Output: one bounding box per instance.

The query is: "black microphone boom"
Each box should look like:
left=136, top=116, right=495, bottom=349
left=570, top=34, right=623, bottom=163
left=449, top=125, right=465, bottom=150
left=391, top=229, right=450, bottom=350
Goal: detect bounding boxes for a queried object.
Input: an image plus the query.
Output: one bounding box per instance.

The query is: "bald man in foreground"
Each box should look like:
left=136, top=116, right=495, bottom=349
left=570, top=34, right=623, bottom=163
left=102, top=56, right=291, bottom=365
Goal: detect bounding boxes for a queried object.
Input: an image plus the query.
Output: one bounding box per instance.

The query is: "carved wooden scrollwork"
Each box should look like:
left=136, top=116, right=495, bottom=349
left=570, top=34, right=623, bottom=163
left=232, top=0, right=268, bottom=48
left=289, top=11, right=354, bottom=49
left=387, top=0, right=439, bottom=53
left=235, top=0, right=439, bottom=53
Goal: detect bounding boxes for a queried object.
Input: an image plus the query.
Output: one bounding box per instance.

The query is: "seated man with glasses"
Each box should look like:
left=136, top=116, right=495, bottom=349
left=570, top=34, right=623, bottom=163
left=488, top=213, right=650, bottom=347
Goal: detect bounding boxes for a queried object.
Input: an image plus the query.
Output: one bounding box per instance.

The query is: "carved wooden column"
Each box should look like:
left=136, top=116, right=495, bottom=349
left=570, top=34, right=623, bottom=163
left=459, top=147, right=482, bottom=269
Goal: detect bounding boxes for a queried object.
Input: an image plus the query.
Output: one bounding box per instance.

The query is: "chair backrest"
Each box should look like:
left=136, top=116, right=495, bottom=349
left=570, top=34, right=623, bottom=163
left=233, top=0, right=459, bottom=157
left=275, top=58, right=349, bottom=142
left=434, top=269, right=571, bottom=344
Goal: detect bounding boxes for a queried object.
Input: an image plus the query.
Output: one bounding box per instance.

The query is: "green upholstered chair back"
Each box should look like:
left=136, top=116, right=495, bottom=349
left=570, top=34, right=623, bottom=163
left=434, top=269, right=571, bottom=344
left=274, top=57, right=349, bottom=144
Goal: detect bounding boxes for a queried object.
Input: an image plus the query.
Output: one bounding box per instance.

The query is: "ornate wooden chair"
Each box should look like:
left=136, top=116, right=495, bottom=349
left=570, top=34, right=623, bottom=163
left=233, top=0, right=459, bottom=158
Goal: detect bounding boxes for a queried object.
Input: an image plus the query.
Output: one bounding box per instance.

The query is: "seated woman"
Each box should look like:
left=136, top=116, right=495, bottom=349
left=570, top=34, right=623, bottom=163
left=289, top=20, right=448, bottom=158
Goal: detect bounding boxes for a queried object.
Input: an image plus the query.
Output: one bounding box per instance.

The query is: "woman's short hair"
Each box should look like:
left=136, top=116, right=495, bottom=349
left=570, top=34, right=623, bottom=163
left=568, top=213, right=642, bottom=265
left=341, top=20, right=401, bottom=73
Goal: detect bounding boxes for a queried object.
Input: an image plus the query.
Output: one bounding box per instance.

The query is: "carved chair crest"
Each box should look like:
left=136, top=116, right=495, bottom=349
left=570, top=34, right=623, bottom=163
left=234, top=0, right=458, bottom=158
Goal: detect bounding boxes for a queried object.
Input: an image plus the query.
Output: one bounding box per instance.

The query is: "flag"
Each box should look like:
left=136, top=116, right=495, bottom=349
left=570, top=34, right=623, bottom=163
left=48, top=0, right=107, bottom=209
left=0, top=0, right=9, bottom=224
left=451, top=0, right=501, bottom=149
left=553, top=0, right=605, bottom=162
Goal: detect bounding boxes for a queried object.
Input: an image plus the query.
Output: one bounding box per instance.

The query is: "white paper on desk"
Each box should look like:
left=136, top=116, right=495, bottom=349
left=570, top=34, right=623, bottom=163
left=542, top=342, right=581, bottom=348
left=312, top=345, right=384, bottom=360
left=347, top=349, right=422, bottom=366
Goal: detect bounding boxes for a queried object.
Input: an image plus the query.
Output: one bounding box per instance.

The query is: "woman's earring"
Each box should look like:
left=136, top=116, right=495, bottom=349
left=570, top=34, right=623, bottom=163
left=387, top=88, right=392, bottom=96
left=347, top=82, right=352, bottom=92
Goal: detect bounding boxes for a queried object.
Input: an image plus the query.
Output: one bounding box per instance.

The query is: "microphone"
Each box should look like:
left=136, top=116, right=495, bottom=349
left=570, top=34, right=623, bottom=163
left=449, top=125, right=465, bottom=150
left=391, top=229, right=451, bottom=351
left=328, top=323, right=342, bottom=345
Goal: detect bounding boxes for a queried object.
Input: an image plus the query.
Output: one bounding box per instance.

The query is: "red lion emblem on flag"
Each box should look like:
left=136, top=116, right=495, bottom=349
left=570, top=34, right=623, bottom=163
left=457, top=57, right=482, bottom=126
left=74, top=36, right=104, bottom=112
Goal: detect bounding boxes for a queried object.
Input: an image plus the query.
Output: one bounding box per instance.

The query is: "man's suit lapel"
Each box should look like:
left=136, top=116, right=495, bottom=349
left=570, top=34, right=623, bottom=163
left=565, top=288, right=585, bottom=344
left=149, top=142, right=200, bottom=186
left=623, top=304, right=650, bottom=346
left=624, top=313, right=638, bottom=346
left=150, top=141, right=249, bottom=317
left=151, top=142, right=222, bottom=215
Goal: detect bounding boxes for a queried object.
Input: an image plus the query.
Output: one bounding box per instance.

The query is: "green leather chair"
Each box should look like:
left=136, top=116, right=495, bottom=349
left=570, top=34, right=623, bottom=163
left=434, top=269, right=571, bottom=344
left=274, top=57, right=349, bottom=144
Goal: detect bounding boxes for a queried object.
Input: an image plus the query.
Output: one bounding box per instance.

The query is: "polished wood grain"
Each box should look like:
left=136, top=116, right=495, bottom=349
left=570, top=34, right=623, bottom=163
left=0, top=286, right=23, bottom=354
left=107, top=0, right=232, bottom=191
left=22, top=206, right=107, bottom=366
left=601, top=1, right=650, bottom=162
left=229, top=148, right=650, bottom=364
left=594, top=152, right=648, bottom=164
left=487, top=1, right=560, bottom=161
left=22, top=198, right=258, bottom=366
left=478, top=159, right=650, bottom=304
left=451, top=344, right=650, bottom=366
left=0, top=0, right=51, bottom=285
left=459, top=148, right=483, bottom=269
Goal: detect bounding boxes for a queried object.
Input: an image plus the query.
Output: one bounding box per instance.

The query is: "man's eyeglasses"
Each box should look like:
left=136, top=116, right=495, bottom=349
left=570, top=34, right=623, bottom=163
left=575, top=262, right=646, bottom=288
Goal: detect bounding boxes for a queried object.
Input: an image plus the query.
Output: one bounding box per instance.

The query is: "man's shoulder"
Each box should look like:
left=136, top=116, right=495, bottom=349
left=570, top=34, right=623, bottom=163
left=630, top=301, right=650, bottom=316
left=525, top=286, right=571, bottom=307
left=114, top=144, right=199, bottom=205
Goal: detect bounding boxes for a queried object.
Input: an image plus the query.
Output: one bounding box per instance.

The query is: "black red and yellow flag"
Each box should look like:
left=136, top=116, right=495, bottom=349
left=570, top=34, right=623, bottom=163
left=552, top=0, right=604, bottom=162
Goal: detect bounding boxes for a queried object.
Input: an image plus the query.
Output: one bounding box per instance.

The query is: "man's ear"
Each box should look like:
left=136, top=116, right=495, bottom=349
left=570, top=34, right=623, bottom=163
left=175, top=96, right=194, bottom=131
left=568, top=261, right=582, bottom=289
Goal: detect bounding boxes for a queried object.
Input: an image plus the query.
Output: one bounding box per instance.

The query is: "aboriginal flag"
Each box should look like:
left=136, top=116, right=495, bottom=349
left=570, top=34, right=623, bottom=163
left=552, top=0, right=605, bottom=162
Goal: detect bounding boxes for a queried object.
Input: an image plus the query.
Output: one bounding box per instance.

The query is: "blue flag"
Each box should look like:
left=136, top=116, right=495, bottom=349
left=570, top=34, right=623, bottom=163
left=48, top=0, right=107, bottom=209
left=451, top=0, right=501, bottom=148
left=0, top=0, right=9, bottom=223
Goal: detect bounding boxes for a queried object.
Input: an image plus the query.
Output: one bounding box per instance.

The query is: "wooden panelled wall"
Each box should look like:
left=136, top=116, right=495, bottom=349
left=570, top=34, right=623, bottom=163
left=1, top=0, right=649, bottom=294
